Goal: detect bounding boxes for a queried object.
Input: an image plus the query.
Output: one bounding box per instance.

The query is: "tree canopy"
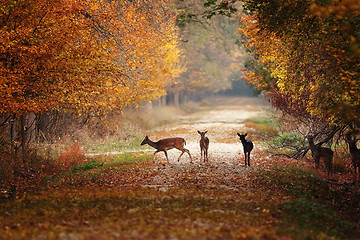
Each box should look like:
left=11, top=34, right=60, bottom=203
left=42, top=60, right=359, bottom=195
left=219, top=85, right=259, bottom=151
left=240, top=0, right=360, bottom=128
left=0, top=0, right=182, bottom=116
left=175, top=0, right=247, bottom=95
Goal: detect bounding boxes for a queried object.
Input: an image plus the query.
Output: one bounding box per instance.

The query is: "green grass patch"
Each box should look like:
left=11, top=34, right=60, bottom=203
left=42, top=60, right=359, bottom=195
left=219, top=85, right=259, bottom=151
left=87, top=137, right=143, bottom=153
left=72, top=161, right=103, bottom=173
left=245, top=117, right=280, bottom=129
left=105, top=152, right=152, bottom=167
left=244, top=117, right=279, bottom=140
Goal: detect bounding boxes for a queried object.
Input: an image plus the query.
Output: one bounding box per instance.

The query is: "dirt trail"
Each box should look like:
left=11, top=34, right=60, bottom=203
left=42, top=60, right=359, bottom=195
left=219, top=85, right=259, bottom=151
left=149, top=97, right=269, bottom=164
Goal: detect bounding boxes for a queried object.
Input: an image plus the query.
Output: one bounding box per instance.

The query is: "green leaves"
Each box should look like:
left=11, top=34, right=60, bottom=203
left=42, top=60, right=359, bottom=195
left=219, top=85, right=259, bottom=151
left=72, top=161, right=102, bottom=173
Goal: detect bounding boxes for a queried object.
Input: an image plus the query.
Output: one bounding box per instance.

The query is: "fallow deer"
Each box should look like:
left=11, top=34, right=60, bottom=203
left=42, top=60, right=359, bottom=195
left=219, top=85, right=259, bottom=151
left=141, top=136, right=192, bottom=163
left=237, top=133, right=254, bottom=166
left=198, top=131, right=209, bottom=163
left=346, top=137, right=360, bottom=183
left=307, top=136, right=333, bottom=176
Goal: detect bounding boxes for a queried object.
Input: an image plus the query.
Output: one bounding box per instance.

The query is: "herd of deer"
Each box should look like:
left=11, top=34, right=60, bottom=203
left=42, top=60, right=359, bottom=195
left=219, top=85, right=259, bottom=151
left=141, top=132, right=360, bottom=182
left=307, top=134, right=360, bottom=182
left=141, top=132, right=253, bottom=166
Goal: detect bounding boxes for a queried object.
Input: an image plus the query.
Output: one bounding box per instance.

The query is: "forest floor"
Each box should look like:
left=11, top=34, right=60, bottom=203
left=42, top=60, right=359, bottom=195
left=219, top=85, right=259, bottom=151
left=1, top=97, right=360, bottom=240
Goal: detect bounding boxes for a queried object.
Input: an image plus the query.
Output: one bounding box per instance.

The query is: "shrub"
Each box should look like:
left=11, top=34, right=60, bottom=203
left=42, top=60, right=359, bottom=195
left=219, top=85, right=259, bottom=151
left=267, top=132, right=307, bottom=158
left=57, top=144, right=86, bottom=171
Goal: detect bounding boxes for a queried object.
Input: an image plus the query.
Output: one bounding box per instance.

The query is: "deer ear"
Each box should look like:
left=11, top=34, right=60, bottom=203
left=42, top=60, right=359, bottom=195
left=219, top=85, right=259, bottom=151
left=197, top=130, right=201, bottom=134
left=245, top=133, right=248, bottom=136
left=205, top=131, right=207, bottom=134
left=237, top=133, right=240, bottom=137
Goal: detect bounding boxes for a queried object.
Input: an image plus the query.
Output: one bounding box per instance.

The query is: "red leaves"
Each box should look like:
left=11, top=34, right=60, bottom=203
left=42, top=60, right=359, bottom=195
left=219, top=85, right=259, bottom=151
left=58, top=144, right=86, bottom=172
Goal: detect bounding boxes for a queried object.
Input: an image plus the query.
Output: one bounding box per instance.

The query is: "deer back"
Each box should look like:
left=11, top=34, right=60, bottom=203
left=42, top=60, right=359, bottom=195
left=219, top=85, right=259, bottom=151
left=243, top=139, right=254, bottom=152
left=308, top=136, right=333, bottom=159
left=319, top=147, right=334, bottom=158
left=200, top=137, right=209, bottom=149
left=237, top=133, right=254, bottom=153
left=157, top=137, right=185, bottom=150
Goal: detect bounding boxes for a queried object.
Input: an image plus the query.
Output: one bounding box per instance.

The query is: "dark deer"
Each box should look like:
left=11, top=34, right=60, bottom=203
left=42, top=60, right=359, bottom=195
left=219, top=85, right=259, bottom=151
left=237, top=133, right=254, bottom=166
left=141, top=136, right=192, bottom=163
left=307, top=136, right=333, bottom=176
left=346, top=137, right=360, bottom=183
left=198, top=131, right=209, bottom=163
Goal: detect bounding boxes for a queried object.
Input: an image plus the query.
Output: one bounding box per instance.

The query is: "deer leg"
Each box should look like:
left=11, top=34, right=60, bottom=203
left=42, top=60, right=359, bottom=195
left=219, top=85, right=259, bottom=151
left=178, top=151, right=184, bottom=162
left=248, top=152, right=251, bottom=166
left=163, top=150, right=170, bottom=163
left=153, top=150, right=160, bottom=163
left=184, top=148, right=192, bottom=163
left=200, top=149, right=203, bottom=162
left=188, top=150, right=193, bottom=163
left=205, top=149, right=208, bottom=162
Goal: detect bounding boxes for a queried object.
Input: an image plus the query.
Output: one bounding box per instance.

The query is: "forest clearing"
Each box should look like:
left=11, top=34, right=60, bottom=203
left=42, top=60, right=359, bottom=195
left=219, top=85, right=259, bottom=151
left=1, top=97, right=359, bottom=240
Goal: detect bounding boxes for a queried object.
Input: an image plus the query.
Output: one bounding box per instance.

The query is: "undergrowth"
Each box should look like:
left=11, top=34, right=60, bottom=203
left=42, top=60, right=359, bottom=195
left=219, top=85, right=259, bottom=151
left=244, top=117, right=279, bottom=141
left=258, top=166, right=360, bottom=239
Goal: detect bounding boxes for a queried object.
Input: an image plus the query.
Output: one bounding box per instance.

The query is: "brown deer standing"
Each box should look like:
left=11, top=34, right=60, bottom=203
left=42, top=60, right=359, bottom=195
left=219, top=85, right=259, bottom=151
left=346, top=137, right=360, bottom=183
left=198, top=131, right=209, bottom=163
left=307, top=136, right=333, bottom=176
left=141, top=136, right=192, bottom=163
left=237, top=133, right=254, bottom=166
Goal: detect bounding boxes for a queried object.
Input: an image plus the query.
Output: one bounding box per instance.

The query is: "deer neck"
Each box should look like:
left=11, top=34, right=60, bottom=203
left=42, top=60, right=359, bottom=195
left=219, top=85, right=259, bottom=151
left=308, top=138, right=318, bottom=152
left=308, top=138, right=315, bottom=148
left=146, top=139, right=159, bottom=149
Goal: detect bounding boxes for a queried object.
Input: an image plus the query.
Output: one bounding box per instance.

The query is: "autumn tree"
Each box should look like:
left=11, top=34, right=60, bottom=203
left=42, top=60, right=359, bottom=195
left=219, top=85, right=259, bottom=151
left=239, top=0, right=360, bottom=136
left=0, top=0, right=182, bottom=149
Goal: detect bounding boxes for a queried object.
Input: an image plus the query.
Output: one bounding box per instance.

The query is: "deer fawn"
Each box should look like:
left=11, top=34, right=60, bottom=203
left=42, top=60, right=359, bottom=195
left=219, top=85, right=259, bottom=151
left=346, top=137, right=360, bottom=183
left=198, top=131, right=209, bottom=163
left=307, top=136, right=333, bottom=176
left=237, top=133, right=254, bottom=166
left=141, top=136, right=192, bottom=163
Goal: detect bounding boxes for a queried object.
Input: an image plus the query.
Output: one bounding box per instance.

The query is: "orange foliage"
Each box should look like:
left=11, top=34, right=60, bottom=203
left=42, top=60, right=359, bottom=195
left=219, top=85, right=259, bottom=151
left=0, top=0, right=182, bottom=116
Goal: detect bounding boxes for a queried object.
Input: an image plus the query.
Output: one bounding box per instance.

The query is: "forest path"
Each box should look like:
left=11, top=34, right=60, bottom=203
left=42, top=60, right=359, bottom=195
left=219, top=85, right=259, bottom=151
left=134, top=97, right=272, bottom=193
left=146, top=97, right=270, bottom=165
